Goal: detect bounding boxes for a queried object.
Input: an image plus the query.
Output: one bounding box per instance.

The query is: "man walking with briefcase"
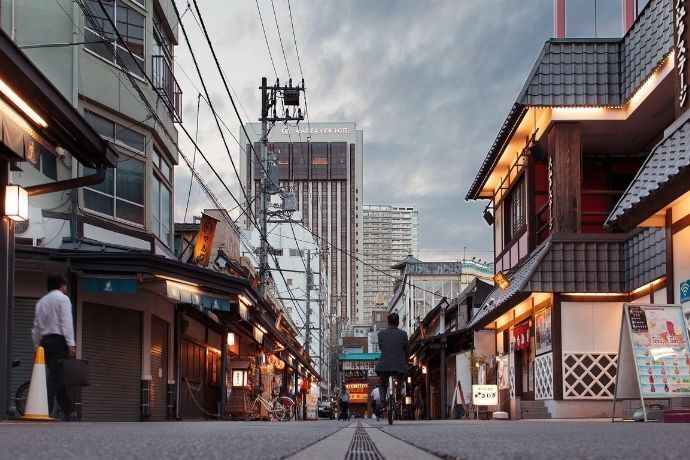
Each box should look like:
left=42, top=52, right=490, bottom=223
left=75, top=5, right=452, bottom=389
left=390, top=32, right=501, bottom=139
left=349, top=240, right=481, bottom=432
left=31, top=274, right=77, bottom=421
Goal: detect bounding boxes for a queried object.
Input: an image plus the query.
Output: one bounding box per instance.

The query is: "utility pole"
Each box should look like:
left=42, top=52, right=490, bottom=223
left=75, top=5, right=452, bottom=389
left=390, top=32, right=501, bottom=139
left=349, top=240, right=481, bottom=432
left=258, top=77, right=305, bottom=298
left=305, top=249, right=312, bottom=358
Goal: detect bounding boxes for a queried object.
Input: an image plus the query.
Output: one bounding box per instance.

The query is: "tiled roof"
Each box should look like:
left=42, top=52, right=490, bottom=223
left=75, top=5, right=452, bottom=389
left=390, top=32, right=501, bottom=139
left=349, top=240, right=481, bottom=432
left=520, top=40, right=622, bottom=107
left=623, top=227, right=666, bottom=291
left=606, top=118, right=690, bottom=230
left=621, top=0, right=673, bottom=98
left=466, top=229, right=665, bottom=330
left=466, top=0, right=673, bottom=200
left=467, top=240, right=551, bottom=329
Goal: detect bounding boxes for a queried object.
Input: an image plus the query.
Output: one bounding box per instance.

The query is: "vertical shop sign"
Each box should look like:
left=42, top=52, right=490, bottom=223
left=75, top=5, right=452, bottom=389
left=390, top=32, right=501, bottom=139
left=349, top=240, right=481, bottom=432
left=675, top=0, right=690, bottom=114
left=192, top=213, right=219, bottom=267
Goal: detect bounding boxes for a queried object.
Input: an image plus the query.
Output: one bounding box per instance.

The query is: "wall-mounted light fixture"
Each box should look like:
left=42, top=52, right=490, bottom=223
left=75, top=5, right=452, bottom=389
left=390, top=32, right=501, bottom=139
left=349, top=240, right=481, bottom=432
left=227, top=332, right=236, bottom=346
left=4, top=184, right=28, bottom=222
left=422, top=365, right=427, bottom=375
left=482, top=206, right=494, bottom=226
left=493, top=271, right=510, bottom=291
left=0, top=77, right=48, bottom=127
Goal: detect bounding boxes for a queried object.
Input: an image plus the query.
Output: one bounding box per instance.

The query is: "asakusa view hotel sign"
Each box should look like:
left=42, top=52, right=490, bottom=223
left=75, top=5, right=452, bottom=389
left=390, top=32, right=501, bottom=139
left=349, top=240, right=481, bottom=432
left=280, top=126, right=352, bottom=135
left=675, top=0, right=689, bottom=112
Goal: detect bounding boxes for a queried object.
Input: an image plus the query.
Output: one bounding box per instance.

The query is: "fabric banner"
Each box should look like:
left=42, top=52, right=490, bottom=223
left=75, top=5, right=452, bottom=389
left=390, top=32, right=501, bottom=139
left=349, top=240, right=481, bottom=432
left=513, top=321, right=531, bottom=352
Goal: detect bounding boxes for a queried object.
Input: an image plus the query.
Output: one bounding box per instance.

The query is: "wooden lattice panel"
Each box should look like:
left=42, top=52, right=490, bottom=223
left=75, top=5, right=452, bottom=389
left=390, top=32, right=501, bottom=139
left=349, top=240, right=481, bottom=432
left=563, top=353, right=617, bottom=399
left=535, top=353, right=554, bottom=400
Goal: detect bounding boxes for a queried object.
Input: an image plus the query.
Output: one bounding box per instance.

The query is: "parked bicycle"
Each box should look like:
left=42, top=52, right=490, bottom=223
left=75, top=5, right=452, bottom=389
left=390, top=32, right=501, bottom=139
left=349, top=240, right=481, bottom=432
left=245, top=392, right=294, bottom=422
left=8, top=360, right=30, bottom=417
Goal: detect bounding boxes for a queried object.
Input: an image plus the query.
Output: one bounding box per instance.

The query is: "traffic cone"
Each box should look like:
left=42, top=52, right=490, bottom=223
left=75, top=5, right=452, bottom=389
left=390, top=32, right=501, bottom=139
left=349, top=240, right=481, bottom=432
left=22, top=346, right=53, bottom=421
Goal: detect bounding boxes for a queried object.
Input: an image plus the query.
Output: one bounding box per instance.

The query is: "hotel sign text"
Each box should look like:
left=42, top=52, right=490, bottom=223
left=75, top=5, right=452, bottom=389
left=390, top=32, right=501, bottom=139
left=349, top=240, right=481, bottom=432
left=280, top=126, right=352, bottom=135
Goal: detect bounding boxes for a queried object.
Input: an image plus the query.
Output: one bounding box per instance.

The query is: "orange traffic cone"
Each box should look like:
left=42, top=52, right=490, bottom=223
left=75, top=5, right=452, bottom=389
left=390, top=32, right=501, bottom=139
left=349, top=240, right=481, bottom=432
left=22, top=346, right=53, bottom=421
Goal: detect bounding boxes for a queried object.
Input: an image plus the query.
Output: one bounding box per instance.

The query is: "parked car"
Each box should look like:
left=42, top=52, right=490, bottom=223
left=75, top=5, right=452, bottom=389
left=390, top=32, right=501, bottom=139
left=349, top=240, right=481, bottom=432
left=318, top=401, right=334, bottom=419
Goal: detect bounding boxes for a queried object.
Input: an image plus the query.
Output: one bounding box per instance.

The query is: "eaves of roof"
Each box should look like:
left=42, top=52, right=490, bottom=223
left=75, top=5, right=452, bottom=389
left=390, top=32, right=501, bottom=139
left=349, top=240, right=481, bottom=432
left=467, top=240, right=552, bottom=330
left=606, top=115, right=690, bottom=231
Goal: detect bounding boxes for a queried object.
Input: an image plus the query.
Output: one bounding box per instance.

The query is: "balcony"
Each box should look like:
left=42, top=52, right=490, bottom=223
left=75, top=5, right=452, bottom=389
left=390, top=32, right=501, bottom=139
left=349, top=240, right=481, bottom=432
left=152, top=55, right=182, bottom=123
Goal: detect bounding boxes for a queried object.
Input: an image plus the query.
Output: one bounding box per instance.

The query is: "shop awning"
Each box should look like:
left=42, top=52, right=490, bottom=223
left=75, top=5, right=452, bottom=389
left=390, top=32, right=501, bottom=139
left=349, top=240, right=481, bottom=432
left=0, top=28, right=117, bottom=168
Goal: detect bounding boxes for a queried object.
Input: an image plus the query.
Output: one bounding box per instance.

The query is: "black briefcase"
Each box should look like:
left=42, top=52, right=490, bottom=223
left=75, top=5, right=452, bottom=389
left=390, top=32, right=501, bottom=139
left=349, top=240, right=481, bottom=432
left=57, top=358, right=90, bottom=387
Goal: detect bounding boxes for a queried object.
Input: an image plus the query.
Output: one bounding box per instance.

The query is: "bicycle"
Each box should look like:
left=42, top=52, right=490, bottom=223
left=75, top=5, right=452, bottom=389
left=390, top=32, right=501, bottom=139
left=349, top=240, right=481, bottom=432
left=380, top=373, right=400, bottom=425
left=245, top=392, right=293, bottom=421
left=8, top=360, right=30, bottom=418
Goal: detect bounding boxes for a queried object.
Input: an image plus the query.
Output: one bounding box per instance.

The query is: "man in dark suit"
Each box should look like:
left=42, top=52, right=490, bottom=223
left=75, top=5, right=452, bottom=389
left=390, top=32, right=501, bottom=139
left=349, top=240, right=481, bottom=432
left=375, top=312, right=410, bottom=406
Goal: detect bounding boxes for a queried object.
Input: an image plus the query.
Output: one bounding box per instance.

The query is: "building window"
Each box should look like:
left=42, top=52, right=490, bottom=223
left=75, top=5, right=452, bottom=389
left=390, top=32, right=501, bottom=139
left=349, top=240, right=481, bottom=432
left=152, top=10, right=182, bottom=120
left=152, top=147, right=172, bottom=246
left=84, top=156, right=145, bottom=225
left=504, top=176, right=526, bottom=244
left=84, top=110, right=146, bottom=155
left=84, top=0, right=145, bottom=79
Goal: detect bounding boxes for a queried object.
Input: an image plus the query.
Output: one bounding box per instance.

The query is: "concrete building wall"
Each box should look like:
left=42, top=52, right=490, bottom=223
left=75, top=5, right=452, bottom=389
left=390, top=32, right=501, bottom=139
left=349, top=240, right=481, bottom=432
left=240, top=122, right=363, bottom=326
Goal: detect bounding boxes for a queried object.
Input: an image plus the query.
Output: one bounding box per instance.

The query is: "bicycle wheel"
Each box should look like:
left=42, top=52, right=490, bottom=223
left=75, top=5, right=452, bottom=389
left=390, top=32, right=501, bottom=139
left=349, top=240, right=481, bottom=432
left=388, top=376, right=394, bottom=425
left=14, top=381, right=30, bottom=416
left=272, top=400, right=288, bottom=422
left=275, top=397, right=294, bottom=421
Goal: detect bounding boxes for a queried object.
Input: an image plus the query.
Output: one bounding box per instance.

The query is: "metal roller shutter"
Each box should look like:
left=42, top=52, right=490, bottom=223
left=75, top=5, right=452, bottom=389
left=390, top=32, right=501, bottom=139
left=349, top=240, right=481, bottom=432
left=11, top=298, right=39, bottom=399
left=82, top=303, right=141, bottom=421
left=150, top=315, right=168, bottom=420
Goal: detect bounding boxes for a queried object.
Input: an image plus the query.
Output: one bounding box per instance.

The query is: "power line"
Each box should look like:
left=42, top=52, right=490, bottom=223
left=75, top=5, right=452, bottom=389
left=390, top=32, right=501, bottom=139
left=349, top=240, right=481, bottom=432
left=270, top=0, right=291, bottom=79
left=183, top=93, right=202, bottom=225
left=184, top=1, right=306, bottom=318
left=286, top=0, right=312, bottom=134
left=255, top=0, right=278, bottom=78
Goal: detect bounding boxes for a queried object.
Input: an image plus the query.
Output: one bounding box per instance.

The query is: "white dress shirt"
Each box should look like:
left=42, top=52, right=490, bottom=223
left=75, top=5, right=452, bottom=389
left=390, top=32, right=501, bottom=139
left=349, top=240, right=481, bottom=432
left=31, top=289, right=75, bottom=347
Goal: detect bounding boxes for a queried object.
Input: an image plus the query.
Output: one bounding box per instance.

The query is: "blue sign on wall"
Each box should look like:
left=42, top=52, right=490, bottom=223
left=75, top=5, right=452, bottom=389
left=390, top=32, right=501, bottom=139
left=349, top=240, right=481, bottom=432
left=82, top=278, right=137, bottom=294
left=681, top=279, right=690, bottom=304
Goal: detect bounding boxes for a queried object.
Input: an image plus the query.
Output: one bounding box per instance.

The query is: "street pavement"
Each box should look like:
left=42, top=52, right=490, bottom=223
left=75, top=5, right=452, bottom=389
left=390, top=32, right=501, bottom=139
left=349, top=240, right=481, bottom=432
left=1, top=418, right=689, bottom=459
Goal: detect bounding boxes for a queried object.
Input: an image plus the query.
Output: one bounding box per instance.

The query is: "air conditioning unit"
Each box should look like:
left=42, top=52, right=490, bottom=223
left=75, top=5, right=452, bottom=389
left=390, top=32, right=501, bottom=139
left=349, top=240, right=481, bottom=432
left=14, top=207, right=46, bottom=245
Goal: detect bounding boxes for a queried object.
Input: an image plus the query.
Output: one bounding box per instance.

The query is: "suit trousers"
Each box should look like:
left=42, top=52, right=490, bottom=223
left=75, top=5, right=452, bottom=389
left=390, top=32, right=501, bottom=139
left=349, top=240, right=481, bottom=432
left=41, top=334, right=73, bottom=417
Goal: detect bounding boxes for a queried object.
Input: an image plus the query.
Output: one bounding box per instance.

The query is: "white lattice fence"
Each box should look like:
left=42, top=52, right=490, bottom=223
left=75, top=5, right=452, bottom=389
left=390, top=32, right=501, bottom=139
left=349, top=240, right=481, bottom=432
left=509, top=365, right=515, bottom=398
left=534, top=353, right=553, bottom=400
left=563, top=353, right=617, bottom=399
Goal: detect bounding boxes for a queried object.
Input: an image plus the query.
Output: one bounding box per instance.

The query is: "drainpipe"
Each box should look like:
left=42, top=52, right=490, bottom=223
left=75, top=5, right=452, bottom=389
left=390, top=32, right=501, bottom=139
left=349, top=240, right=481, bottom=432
left=71, top=0, right=80, bottom=242
left=219, top=322, right=228, bottom=421
left=174, top=305, right=182, bottom=420
left=25, top=166, right=106, bottom=197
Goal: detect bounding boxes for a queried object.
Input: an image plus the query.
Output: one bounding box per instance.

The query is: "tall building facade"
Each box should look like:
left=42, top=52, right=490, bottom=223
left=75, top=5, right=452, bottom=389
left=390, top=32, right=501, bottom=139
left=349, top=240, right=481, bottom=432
left=240, top=122, right=364, bottom=323
left=362, top=205, right=418, bottom=323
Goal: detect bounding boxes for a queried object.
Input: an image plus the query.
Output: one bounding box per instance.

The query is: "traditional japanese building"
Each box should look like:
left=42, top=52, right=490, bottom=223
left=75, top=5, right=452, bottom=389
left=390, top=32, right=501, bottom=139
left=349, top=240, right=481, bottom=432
left=465, top=0, right=678, bottom=419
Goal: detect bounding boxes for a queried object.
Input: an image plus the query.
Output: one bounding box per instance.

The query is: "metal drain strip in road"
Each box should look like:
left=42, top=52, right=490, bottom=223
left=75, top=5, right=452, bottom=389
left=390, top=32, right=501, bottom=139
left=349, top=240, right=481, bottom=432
left=345, top=422, right=385, bottom=460
left=285, top=421, right=441, bottom=460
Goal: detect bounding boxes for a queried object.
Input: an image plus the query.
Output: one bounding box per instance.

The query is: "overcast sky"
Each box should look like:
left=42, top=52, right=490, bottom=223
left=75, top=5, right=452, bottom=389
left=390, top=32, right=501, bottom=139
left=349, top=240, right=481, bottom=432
left=173, top=0, right=626, bottom=262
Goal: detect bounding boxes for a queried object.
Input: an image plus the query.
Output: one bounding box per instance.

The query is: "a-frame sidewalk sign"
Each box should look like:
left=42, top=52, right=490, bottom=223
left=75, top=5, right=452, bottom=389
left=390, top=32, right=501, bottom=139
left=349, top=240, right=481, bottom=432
left=612, top=304, right=690, bottom=422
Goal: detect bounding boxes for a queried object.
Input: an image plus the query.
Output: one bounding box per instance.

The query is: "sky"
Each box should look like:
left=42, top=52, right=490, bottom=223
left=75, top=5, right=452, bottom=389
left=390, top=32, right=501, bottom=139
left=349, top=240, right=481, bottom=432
left=173, top=0, right=627, bottom=263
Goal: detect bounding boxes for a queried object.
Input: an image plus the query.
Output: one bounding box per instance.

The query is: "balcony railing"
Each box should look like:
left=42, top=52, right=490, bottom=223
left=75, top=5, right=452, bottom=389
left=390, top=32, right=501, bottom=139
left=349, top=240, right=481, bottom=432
left=152, top=55, right=182, bottom=123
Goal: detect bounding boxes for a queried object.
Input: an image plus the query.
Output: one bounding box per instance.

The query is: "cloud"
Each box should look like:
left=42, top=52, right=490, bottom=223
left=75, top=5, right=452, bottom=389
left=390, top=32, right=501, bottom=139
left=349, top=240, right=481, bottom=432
left=174, top=0, right=554, bottom=259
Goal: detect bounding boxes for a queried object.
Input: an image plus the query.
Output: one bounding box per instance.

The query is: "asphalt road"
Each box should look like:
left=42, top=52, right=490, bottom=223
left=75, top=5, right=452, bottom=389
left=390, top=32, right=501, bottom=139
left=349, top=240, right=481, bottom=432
left=2, top=418, right=689, bottom=459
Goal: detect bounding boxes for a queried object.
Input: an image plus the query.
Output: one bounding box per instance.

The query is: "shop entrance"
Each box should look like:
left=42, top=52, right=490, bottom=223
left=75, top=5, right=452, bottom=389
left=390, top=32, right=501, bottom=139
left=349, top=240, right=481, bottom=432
left=513, top=320, right=534, bottom=401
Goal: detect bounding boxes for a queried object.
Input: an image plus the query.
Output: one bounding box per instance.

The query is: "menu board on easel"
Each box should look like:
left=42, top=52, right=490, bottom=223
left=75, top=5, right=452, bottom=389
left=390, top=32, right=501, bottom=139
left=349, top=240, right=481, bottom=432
left=612, top=304, right=690, bottom=422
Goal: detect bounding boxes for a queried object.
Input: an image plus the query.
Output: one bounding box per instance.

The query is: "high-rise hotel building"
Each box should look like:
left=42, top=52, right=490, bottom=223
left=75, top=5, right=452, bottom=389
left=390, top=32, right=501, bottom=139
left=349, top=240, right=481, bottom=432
left=362, top=205, right=419, bottom=322
left=240, top=122, right=363, bottom=322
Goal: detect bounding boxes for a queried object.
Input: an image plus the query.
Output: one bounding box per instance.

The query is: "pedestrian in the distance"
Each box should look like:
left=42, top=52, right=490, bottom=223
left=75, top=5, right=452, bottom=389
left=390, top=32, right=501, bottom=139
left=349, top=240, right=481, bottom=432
left=31, top=274, right=77, bottom=421
left=414, top=385, right=423, bottom=420
left=339, top=387, right=350, bottom=420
